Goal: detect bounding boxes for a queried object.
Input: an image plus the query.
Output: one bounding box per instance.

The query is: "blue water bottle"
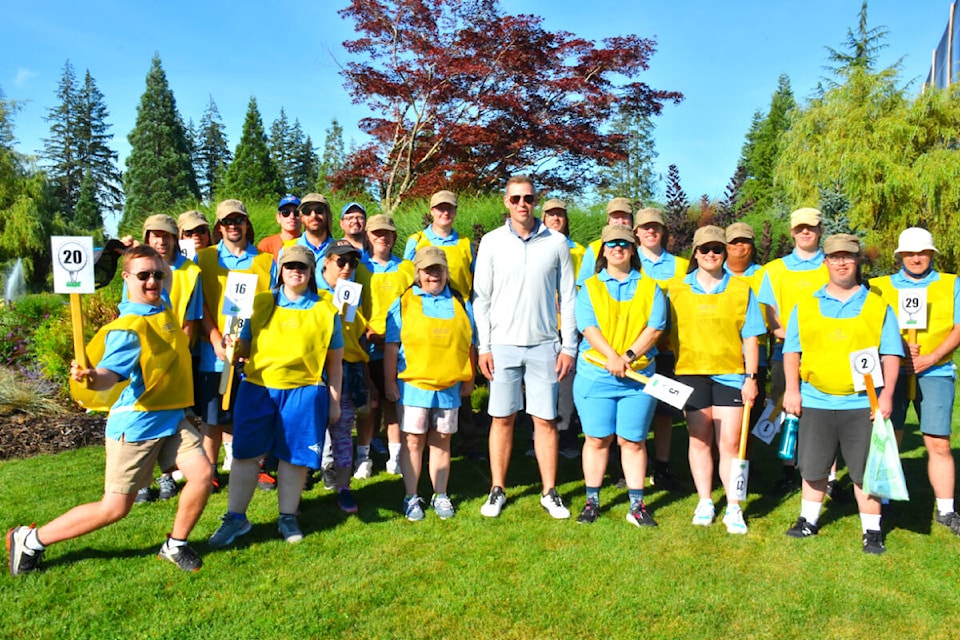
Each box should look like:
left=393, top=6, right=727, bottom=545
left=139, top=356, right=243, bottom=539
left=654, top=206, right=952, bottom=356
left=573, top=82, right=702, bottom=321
left=777, top=414, right=799, bottom=460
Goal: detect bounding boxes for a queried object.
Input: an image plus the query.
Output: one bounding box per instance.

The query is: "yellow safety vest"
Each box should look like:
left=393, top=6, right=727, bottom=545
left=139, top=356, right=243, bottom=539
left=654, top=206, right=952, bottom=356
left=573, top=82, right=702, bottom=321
left=356, top=260, right=416, bottom=335
left=243, top=291, right=339, bottom=389
left=169, top=259, right=201, bottom=328
left=398, top=289, right=473, bottom=390
left=670, top=277, right=751, bottom=375
left=570, top=241, right=586, bottom=280
left=410, top=231, right=473, bottom=296
left=583, top=274, right=657, bottom=371
left=70, top=307, right=193, bottom=412
left=870, top=273, right=957, bottom=367
left=764, top=258, right=828, bottom=323
left=197, top=247, right=274, bottom=335
left=797, top=291, right=887, bottom=395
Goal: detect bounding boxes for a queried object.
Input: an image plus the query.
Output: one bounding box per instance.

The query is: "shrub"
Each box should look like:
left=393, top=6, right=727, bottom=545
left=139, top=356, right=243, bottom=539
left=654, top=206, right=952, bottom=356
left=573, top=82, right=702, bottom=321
left=0, top=366, right=67, bottom=416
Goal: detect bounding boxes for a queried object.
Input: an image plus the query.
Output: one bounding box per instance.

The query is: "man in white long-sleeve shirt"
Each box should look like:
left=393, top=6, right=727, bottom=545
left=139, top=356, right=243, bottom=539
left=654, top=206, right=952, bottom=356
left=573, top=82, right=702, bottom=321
left=474, top=175, right=578, bottom=519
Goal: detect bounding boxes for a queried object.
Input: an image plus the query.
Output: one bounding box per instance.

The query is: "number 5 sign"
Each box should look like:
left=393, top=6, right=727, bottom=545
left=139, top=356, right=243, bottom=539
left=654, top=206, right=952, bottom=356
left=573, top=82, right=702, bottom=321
left=51, top=236, right=95, bottom=294
left=849, top=346, right=884, bottom=392
left=898, top=288, right=927, bottom=330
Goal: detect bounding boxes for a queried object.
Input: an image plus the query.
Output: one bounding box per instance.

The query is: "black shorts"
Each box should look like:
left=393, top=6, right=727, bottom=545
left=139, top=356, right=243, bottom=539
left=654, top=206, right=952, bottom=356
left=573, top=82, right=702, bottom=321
left=197, top=370, right=238, bottom=426
left=797, top=407, right=870, bottom=485
left=677, top=375, right=743, bottom=411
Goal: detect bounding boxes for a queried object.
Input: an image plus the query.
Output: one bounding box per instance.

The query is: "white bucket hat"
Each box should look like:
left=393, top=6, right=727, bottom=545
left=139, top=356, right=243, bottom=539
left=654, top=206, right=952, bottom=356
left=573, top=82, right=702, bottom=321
left=894, top=227, right=939, bottom=254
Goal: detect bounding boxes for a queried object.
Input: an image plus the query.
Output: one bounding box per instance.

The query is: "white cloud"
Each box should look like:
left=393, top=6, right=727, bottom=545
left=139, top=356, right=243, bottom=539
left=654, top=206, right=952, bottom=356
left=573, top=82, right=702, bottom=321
left=14, top=67, right=38, bottom=87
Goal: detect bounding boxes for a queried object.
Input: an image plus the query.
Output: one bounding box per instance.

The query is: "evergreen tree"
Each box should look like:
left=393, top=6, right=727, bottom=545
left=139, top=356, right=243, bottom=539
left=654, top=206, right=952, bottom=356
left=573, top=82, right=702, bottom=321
left=76, top=70, right=123, bottom=215
left=739, top=74, right=796, bottom=211
left=222, top=97, right=282, bottom=201
left=195, top=96, right=231, bottom=201
left=269, top=108, right=293, bottom=191
left=316, top=118, right=345, bottom=193
left=663, top=164, right=694, bottom=254
left=823, top=0, right=892, bottom=84
left=73, top=167, right=103, bottom=239
left=598, top=108, right=658, bottom=202
left=714, top=164, right=752, bottom=228
left=289, top=122, right=317, bottom=195
left=41, top=61, right=79, bottom=215
left=121, top=54, right=199, bottom=235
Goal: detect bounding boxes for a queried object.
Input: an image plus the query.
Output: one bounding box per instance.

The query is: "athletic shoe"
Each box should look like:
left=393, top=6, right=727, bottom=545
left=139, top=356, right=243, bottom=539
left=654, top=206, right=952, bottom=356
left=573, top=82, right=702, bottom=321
left=385, top=459, right=402, bottom=476
left=559, top=447, right=581, bottom=460
left=321, top=464, right=337, bottom=490
left=257, top=472, right=277, bottom=491
left=862, top=529, right=885, bottom=555
left=692, top=501, right=715, bottom=526
left=825, top=478, right=848, bottom=504
left=278, top=514, right=303, bottom=543
left=722, top=508, right=748, bottom=534
left=431, top=494, right=456, bottom=520
left=652, top=468, right=680, bottom=491
left=211, top=471, right=221, bottom=494
left=6, top=526, right=43, bottom=576
left=370, top=438, right=388, bottom=455
left=403, top=495, right=425, bottom=522
left=540, top=488, right=571, bottom=519
left=157, top=541, right=202, bottom=571
left=208, top=513, right=252, bottom=548
left=158, top=474, right=178, bottom=501
left=337, top=489, right=359, bottom=514
left=353, top=459, right=374, bottom=480
left=577, top=499, right=600, bottom=524
left=935, top=511, right=960, bottom=535
left=480, top=486, right=506, bottom=518
left=524, top=446, right=536, bottom=458
left=771, top=471, right=800, bottom=497
left=785, top=517, right=820, bottom=538
left=626, top=501, right=658, bottom=527
left=134, top=486, right=153, bottom=504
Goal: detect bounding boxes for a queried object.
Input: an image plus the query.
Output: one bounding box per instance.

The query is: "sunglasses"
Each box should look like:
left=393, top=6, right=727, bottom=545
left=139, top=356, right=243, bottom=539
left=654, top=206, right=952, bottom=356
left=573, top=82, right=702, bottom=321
left=508, top=194, right=536, bottom=205
left=604, top=240, right=633, bottom=249
left=182, top=227, right=209, bottom=237
left=219, top=217, right=246, bottom=227
left=300, top=207, right=327, bottom=217
left=279, top=209, right=300, bottom=218
left=697, top=245, right=725, bottom=255
left=283, top=261, right=310, bottom=272
left=127, top=270, right=166, bottom=282
left=336, top=256, right=359, bottom=269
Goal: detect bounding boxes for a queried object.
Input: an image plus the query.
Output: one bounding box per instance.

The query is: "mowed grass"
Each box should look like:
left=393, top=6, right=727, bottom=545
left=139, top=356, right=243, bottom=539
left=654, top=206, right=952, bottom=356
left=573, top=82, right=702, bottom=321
left=2, top=404, right=960, bottom=639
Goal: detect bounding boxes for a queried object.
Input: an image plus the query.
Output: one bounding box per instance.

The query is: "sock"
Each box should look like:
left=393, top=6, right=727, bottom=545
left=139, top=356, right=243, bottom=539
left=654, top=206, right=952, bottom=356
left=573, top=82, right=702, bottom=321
left=388, top=442, right=401, bottom=462
left=627, top=489, right=643, bottom=508
left=164, top=537, right=188, bottom=550
left=827, top=469, right=837, bottom=482
left=226, top=510, right=247, bottom=521
left=800, top=499, right=822, bottom=526
left=860, top=512, right=881, bottom=533
left=25, top=528, right=46, bottom=552
left=356, top=445, right=370, bottom=462
left=936, top=498, right=955, bottom=516
left=585, top=486, right=601, bottom=505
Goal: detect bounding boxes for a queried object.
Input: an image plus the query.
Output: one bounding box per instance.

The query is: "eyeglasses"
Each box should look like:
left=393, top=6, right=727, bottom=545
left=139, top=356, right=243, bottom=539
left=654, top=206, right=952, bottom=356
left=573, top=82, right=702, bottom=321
left=300, top=207, right=327, bottom=217
left=697, top=245, right=725, bottom=255
left=219, top=217, right=246, bottom=227
left=279, top=209, right=300, bottom=218
left=604, top=240, right=633, bottom=249
left=336, top=256, right=359, bottom=269
left=127, top=270, right=166, bottom=282
left=508, top=194, right=536, bottom=205
left=825, top=254, right=857, bottom=264
left=342, top=214, right=365, bottom=223
left=543, top=209, right=566, bottom=217
left=182, top=228, right=209, bottom=237
left=283, top=262, right=310, bottom=272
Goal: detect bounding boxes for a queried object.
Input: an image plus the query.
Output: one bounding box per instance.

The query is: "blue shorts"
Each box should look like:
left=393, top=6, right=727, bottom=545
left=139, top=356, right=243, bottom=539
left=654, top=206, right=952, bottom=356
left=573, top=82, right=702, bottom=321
left=196, top=370, right=238, bottom=426
left=573, top=374, right=656, bottom=442
left=891, top=373, right=955, bottom=437
left=487, top=342, right=560, bottom=420
left=232, top=380, right=328, bottom=467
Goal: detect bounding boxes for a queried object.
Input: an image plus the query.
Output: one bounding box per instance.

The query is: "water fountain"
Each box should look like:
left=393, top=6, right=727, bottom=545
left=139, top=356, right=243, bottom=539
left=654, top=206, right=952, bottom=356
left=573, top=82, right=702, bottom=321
left=3, top=258, right=26, bottom=303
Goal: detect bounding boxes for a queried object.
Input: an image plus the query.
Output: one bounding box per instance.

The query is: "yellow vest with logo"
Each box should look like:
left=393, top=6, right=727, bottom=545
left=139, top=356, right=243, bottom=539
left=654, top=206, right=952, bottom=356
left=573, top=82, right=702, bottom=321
left=670, top=277, right=751, bottom=375
left=570, top=241, right=586, bottom=280
left=398, top=289, right=473, bottom=390
left=70, top=307, right=193, bottom=412
left=170, top=259, right=201, bottom=328
left=583, top=274, right=657, bottom=371
left=332, top=291, right=371, bottom=365
left=410, top=231, right=473, bottom=296
left=764, top=258, right=828, bottom=323
left=356, top=260, right=416, bottom=335
left=870, top=273, right=957, bottom=367
left=797, top=290, right=887, bottom=395
left=243, top=291, right=339, bottom=389
left=197, top=247, right=274, bottom=335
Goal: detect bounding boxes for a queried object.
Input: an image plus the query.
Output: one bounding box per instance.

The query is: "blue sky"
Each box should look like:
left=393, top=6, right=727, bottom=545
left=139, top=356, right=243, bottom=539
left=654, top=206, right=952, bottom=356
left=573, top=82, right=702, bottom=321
left=0, top=0, right=951, bottom=206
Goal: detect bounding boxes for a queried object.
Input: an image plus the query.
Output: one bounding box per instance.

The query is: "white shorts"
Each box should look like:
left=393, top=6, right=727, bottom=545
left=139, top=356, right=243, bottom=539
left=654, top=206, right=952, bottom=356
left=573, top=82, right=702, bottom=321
left=486, top=341, right=560, bottom=420
left=400, top=405, right=459, bottom=435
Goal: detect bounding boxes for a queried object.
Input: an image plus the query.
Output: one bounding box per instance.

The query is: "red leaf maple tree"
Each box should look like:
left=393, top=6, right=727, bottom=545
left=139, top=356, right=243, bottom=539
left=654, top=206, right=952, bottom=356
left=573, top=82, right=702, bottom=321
left=337, top=0, right=683, bottom=212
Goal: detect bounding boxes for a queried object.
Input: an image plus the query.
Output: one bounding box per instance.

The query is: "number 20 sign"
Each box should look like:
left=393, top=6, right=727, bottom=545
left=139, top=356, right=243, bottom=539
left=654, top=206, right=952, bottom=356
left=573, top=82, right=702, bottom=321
left=51, top=236, right=95, bottom=294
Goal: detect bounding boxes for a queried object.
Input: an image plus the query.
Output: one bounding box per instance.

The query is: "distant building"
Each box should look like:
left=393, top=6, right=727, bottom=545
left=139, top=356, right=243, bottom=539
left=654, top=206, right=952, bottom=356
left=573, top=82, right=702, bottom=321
left=924, top=2, right=959, bottom=90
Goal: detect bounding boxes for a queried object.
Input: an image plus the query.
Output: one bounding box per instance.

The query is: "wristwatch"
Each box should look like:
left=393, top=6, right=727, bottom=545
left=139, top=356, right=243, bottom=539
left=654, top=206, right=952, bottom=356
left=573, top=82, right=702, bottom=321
left=625, top=350, right=637, bottom=363
left=745, top=372, right=757, bottom=380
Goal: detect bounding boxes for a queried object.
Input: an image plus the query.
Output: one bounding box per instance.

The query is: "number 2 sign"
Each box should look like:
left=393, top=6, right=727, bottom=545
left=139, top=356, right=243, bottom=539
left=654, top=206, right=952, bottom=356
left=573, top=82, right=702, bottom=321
left=849, top=346, right=884, bottom=392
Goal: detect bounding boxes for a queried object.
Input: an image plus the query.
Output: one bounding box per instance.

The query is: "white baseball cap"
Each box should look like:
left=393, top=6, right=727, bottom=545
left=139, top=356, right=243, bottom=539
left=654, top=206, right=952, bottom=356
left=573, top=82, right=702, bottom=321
left=894, top=227, right=939, bottom=254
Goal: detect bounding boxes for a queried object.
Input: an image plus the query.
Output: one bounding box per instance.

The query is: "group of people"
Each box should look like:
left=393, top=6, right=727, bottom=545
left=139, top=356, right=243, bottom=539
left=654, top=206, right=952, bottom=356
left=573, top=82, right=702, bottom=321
left=7, top=176, right=960, bottom=577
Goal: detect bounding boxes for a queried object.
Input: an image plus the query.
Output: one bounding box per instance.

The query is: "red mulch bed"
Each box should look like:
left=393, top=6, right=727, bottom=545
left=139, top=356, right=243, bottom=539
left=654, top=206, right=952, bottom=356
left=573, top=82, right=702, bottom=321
left=0, top=411, right=105, bottom=460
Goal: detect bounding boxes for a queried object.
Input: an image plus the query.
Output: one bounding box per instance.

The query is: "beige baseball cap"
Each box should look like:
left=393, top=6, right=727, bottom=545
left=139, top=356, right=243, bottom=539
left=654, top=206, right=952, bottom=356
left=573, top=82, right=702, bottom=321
left=790, top=207, right=822, bottom=229
left=725, top=222, right=755, bottom=243
left=414, top=246, right=448, bottom=270
left=430, top=190, right=458, bottom=208
left=541, top=198, right=567, bottom=213
left=692, top=225, right=727, bottom=253
left=601, top=225, right=636, bottom=245
left=634, top=208, right=665, bottom=227
left=216, top=199, right=248, bottom=222
left=178, top=210, right=209, bottom=232
left=823, top=233, right=860, bottom=255
left=606, top=197, right=633, bottom=216
left=366, top=214, right=397, bottom=233
left=142, top=214, right=179, bottom=241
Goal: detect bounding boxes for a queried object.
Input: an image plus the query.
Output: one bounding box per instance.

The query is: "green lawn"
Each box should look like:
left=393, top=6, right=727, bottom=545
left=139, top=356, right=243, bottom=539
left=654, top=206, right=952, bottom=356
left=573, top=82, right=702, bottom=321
left=2, top=407, right=960, bottom=639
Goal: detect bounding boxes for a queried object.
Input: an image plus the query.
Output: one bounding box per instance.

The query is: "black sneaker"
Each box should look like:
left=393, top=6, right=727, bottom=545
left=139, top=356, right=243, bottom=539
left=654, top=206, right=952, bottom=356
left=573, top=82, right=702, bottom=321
left=626, top=501, right=658, bottom=527
left=824, top=479, right=848, bottom=504
left=862, top=529, right=885, bottom=555
left=935, top=511, right=960, bottom=536
left=158, top=475, right=178, bottom=501
left=771, top=471, right=800, bottom=497
left=577, top=499, right=600, bottom=524
left=652, top=468, right=680, bottom=492
left=785, top=517, right=819, bottom=538
left=134, top=486, right=154, bottom=504
left=157, top=541, right=203, bottom=571
left=7, top=526, right=44, bottom=576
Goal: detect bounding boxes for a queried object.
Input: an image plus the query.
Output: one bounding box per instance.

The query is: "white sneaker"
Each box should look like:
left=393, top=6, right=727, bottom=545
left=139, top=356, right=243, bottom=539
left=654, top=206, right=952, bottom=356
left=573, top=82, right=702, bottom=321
left=723, top=507, right=748, bottom=534
left=385, top=459, right=402, bottom=476
left=540, top=488, right=571, bottom=519
left=692, top=500, right=715, bottom=526
left=222, top=441, right=233, bottom=472
left=480, top=486, right=506, bottom=517
left=353, top=459, right=374, bottom=480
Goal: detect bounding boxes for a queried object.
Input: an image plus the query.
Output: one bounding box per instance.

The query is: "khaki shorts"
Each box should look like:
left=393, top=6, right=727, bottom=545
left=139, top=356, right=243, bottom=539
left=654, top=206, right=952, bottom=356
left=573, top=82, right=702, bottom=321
left=104, top=419, right=205, bottom=494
